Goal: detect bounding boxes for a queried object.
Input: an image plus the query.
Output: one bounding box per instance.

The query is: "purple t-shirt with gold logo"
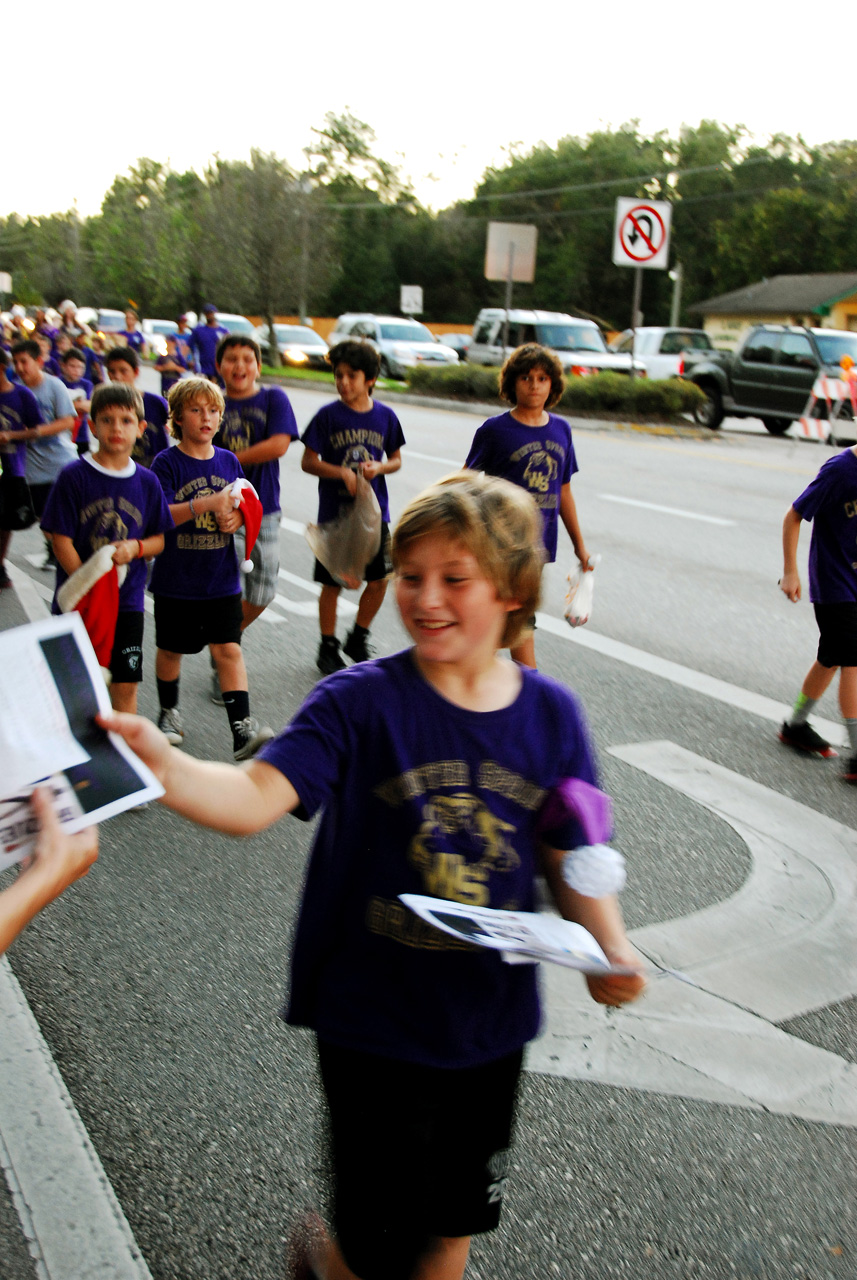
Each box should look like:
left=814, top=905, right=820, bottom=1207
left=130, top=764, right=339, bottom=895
left=301, top=399, right=405, bottom=524
left=149, top=445, right=245, bottom=600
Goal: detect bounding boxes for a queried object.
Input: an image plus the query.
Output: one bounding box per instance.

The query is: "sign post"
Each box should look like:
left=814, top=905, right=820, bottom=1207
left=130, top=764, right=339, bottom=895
left=485, top=222, right=538, bottom=352
left=612, top=198, right=672, bottom=377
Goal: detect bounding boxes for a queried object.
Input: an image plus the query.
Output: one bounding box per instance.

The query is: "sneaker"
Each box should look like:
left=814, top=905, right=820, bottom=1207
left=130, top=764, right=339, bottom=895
left=232, top=716, right=275, bottom=762
left=0, top=565, right=12, bottom=590
left=778, top=719, right=837, bottom=759
left=844, top=756, right=857, bottom=783
left=157, top=707, right=185, bottom=746
left=342, top=627, right=373, bottom=664
left=40, top=547, right=58, bottom=572
left=316, top=637, right=346, bottom=676
left=210, top=670, right=225, bottom=705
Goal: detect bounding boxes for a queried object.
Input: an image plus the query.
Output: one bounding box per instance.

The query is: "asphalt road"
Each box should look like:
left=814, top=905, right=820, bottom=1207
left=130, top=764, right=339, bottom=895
left=1, top=377, right=854, bottom=1280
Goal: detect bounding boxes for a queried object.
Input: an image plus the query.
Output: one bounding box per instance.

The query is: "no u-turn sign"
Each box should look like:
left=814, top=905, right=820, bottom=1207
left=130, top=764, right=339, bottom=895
left=612, top=197, right=672, bottom=270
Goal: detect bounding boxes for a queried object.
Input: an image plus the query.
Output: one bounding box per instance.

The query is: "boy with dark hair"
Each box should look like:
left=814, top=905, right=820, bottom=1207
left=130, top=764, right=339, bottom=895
left=155, top=334, right=188, bottom=397
left=150, top=377, right=274, bottom=760
left=301, top=338, right=405, bottom=674
left=189, top=305, right=228, bottom=380
left=103, top=470, right=643, bottom=1280
left=214, top=333, right=298, bottom=636
left=41, top=382, right=173, bottom=713
left=106, top=345, right=169, bottom=468
left=0, top=347, right=43, bottom=588
left=779, top=443, right=857, bottom=776
left=60, top=347, right=93, bottom=455
left=465, top=343, right=592, bottom=669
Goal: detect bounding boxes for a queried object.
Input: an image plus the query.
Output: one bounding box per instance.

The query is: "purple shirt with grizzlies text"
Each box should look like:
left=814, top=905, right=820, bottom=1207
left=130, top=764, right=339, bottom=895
left=149, top=445, right=246, bottom=600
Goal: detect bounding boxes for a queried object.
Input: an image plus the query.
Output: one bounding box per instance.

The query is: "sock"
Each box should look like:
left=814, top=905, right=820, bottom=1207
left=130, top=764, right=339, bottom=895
left=845, top=718, right=857, bottom=756
left=790, top=692, right=816, bottom=726
left=223, top=690, right=250, bottom=744
left=157, top=677, right=179, bottom=710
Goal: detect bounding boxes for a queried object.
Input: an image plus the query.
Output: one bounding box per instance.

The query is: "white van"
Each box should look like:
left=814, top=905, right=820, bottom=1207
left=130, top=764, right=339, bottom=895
left=469, top=308, right=641, bottom=375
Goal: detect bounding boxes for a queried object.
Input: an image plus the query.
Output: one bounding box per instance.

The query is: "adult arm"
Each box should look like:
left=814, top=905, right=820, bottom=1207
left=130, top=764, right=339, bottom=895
left=539, top=842, right=645, bottom=1007
left=780, top=506, right=802, bottom=602
left=98, top=711, right=300, bottom=834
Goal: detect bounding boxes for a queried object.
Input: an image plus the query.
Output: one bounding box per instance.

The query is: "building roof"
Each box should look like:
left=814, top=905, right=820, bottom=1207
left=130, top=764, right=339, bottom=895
left=688, top=273, right=857, bottom=316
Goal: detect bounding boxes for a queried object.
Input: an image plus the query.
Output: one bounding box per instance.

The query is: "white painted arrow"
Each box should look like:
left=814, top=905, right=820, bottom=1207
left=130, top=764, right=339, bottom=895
left=527, top=742, right=857, bottom=1126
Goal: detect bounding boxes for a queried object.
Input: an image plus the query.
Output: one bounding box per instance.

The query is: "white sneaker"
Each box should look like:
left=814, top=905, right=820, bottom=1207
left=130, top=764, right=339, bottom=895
left=232, top=717, right=274, bottom=761
left=157, top=707, right=185, bottom=746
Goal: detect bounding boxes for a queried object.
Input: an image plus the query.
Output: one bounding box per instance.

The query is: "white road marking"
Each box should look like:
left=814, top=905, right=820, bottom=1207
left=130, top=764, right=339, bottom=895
left=598, top=493, right=735, bottom=525
left=279, top=516, right=306, bottom=536
left=403, top=448, right=462, bottom=468
left=1, top=564, right=153, bottom=1278
left=263, top=569, right=357, bottom=620
left=528, top=742, right=857, bottom=1126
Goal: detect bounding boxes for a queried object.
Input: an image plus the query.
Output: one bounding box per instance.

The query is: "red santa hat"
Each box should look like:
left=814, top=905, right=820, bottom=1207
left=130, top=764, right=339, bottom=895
left=229, top=479, right=263, bottom=573
left=56, top=544, right=127, bottom=680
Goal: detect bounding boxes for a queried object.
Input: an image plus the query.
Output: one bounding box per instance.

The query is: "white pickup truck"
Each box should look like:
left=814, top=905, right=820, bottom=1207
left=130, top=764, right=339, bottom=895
left=608, top=327, right=713, bottom=379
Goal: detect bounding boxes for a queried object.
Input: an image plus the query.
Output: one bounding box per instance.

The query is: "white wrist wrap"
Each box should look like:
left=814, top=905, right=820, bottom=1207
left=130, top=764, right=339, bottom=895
left=562, top=844, right=627, bottom=897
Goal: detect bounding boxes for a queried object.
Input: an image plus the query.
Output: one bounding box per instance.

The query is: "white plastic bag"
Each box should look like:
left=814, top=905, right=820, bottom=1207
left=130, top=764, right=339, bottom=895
left=305, top=473, right=382, bottom=590
left=564, top=556, right=600, bottom=628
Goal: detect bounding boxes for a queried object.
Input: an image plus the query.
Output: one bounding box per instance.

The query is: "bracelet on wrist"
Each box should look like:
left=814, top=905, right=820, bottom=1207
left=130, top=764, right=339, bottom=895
left=189, top=497, right=197, bottom=516
left=136, top=539, right=144, bottom=559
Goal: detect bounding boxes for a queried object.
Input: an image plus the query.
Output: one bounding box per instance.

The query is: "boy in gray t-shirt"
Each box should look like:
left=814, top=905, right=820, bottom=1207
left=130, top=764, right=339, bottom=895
left=11, top=339, right=77, bottom=567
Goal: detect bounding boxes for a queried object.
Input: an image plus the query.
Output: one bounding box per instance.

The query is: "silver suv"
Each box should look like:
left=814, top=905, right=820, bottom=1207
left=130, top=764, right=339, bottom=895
left=469, top=308, right=641, bottom=375
left=327, top=314, right=458, bottom=380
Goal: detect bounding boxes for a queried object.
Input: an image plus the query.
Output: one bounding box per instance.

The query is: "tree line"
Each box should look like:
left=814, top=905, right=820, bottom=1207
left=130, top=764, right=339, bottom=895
left=2, top=114, right=856, bottom=333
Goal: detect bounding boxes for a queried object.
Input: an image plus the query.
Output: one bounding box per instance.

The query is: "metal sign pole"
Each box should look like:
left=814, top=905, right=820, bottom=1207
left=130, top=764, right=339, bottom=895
left=630, top=267, right=642, bottom=380
left=502, top=243, right=515, bottom=353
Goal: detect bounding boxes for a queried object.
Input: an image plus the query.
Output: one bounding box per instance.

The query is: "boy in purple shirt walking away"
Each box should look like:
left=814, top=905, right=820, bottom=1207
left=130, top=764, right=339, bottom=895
left=779, top=444, right=857, bottom=777
left=465, top=343, right=593, bottom=669
left=189, top=304, right=228, bottom=380
left=150, top=378, right=274, bottom=762
left=301, top=339, right=405, bottom=675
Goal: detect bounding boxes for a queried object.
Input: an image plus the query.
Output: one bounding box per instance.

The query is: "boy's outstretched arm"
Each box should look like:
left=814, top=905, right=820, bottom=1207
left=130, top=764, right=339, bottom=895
left=99, top=712, right=299, bottom=835
left=539, top=843, right=645, bottom=1006
left=780, top=506, right=802, bottom=602
left=559, top=483, right=592, bottom=569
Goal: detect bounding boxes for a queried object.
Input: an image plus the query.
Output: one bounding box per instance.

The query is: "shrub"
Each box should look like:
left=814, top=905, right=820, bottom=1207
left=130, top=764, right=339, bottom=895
left=405, top=363, right=500, bottom=401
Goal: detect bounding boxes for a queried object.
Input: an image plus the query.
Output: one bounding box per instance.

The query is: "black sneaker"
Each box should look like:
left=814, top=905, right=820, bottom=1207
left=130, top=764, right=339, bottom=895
left=0, top=564, right=12, bottom=590
left=343, top=628, right=372, bottom=664
left=844, top=756, right=857, bottom=783
left=40, top=547, right=58, bottom=572
left=778, top=720, right=837, bottom=759
left=232, top=717, right=275, bottom=762
left=317, top=637, right=346, bottom=676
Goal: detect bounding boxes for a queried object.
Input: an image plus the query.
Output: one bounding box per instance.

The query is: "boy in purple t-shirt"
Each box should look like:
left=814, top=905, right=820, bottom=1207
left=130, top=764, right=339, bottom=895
left=106, top=346, right=169, bottom=469
left=150, top=378, right=274, bottom=762
left=301, top=339, right=405, bottom=675
left=59, top=348, right=93, bottom=455
left=214, top=333, right=298, bottom=635
left=465, top=343, right=593, bottom=670
left=103, top=471, right=643, bottom=1280
left=779, top=445, right=857, bottom=778
left=0, top=348, right=43, bottom=588
left=41, top=382, right=173, bottom=714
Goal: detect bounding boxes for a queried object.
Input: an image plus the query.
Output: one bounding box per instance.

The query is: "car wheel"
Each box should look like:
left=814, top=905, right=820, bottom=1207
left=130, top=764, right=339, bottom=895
left=762, top=417, right=790, bottom=436
left=694, top=385, right=724, bottom=429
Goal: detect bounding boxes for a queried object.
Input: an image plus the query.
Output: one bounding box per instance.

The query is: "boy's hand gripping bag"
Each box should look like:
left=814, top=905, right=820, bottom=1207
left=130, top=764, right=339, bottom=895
left=305, top=472, right=382, bottom=590
left=564, top=556, right=600, bottom=628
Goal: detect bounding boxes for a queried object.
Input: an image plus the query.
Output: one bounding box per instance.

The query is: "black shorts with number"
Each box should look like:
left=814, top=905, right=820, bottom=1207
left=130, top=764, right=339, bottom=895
left=317, top=1039, right=523, bottom=1280
left=153, top=593, right=243, bottom=655
left=313, top=523, right=392, bottom=588
left=814, top=602, right=857, bottom=669
left=110, top=610, right=145, bottom=683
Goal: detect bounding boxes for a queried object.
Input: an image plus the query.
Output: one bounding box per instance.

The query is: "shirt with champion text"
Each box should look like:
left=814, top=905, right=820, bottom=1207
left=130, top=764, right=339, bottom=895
left=259, top=650, right=599, bottom=1069
left=41, top=454, right=173, bottom=611
left=465, top=411, right=577, bottom=562
left=217, top=386, right=298, bottom=515
left=301, top=398, right=406, bottom=524
left=793, top=448, right=857, bottom=603
left=149, top=445, right=245, bottom=600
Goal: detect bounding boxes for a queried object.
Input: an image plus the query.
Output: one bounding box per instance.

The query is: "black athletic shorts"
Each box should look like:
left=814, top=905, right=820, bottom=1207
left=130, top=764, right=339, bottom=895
left=29, top=482, right=54, bottom=519
left=317, top=1039, right=523, bottom=1280
left=153, top=593, right=243, bottom=654
left=313, top=524, right=391, bottom=588
left=110, top=610, right=145, bottom=683
left=814, top=602, right=857, bottom=669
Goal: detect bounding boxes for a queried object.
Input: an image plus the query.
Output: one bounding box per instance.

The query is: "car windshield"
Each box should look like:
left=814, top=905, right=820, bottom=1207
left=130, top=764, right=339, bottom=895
left=218, top=317, right=255, bottom=335
left=276, top=326, right=326, bottom=346
left=149, top=321, right=178, bottom=335
left=379, top=323, right=435, bottom=343
left=535, top=324, right=607, bottom=354
left=815, top=332, right=857, bottom=365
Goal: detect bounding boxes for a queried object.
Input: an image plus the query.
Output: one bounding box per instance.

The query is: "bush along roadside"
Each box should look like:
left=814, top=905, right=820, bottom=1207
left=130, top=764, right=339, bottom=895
left=404, top=364, right=707, bottom=422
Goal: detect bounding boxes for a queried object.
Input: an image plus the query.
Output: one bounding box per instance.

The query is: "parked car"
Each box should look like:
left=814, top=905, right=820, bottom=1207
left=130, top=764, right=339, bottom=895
left=468, top=308, right=643, bottom=375
left=681, top=324, right=857, bottom=439
left=254, top=323, right=330, bottom=369
left=92, top=309, right=126, bottom=339
left=439, top=332, right=472, bottom=362
left=326, top=314, right=458, bottom=380
left=215, top=313, right=256, bottom=337
left=141, top=318, right=179, bottom=357
left=609, top=327, right=713, bottom=379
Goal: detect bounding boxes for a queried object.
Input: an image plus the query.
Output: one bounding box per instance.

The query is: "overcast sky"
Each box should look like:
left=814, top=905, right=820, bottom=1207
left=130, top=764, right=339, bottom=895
left=5, top=1, right=853, bottom=221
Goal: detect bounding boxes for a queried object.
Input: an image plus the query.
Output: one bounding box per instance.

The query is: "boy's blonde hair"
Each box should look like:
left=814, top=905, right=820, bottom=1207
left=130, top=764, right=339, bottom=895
left=392, top=471, right=544, bottom=649
left=167, top=377, right=225, bottom=440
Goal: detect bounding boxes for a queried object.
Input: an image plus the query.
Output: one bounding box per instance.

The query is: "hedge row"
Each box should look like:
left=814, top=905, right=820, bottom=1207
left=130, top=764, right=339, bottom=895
left=405, top=363, right=707, bottom=420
